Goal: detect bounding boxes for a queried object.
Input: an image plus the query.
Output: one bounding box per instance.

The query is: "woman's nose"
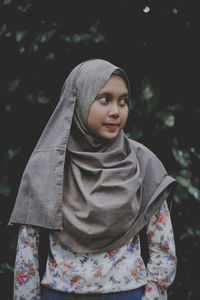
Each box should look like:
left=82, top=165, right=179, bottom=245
left=109, top=102, right=119, bottom=117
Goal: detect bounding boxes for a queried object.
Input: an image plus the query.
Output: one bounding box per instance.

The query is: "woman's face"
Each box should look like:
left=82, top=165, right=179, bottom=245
left=88, top=74, right=129, bottom=140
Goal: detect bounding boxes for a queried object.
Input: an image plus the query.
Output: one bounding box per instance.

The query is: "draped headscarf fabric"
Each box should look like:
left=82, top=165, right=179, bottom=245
left=9, top=59, right=177, bottom=254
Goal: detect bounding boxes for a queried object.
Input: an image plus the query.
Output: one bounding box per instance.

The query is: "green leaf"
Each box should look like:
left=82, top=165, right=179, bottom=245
left=172, top=139, right=191, bottom=167
left=188, top=185, right=200, bottom=201
left=15, top=30, right=28, bottom=42
left=60, top=34, right=71, bottom=42
left=59, top=21, right=105, bottom=46
left=45, top=52, right=55, bottom=60
left=180, top=227, right=200, bottom=240
left=179, top=168, right=192, bottom=178
left=3, top=0, right=12, bottom=5
left=176, top=175, right=191, bottom=188
left=17, top=3, right=32, bottom=13
left=6, top=78, right=21, bottom=93
left=141, top=84, right=153, bottom=101
left=7, top=148, right=21, bottom=160
left=140, top=77, right=159, bottom=117
left=0, top=263, right=14, bottom=274
left=89, top=20, right=100, bottom=33
left=33, top=44, right=39, bottom=52
left=190, top=147, right=200, bottom=160
left=156, top=111, right=175, bottom=127
left=37, top=91, right=50, bottom=105
left=0, top=183, right=11, bottom=197
left=29, top=30, right=56, bottom=52
left=180, top=227, right=195, bottom=240
left=172, top=148, right=190, bottom=167
left=93, top=34, right=105, bottom=43
left=0, top=24, right=8, bottom=36
left=27, top=93, right=35, bottom=103
left=39, top=30, right=55, bottom=43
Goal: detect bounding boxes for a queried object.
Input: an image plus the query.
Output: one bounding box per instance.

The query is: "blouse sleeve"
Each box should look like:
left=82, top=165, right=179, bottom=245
left=14, top=225, right=41, bottom=300
left=142, top=200, right=177, bottom=300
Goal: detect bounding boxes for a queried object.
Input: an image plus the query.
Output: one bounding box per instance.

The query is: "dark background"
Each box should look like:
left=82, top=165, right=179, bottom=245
left=0, top=0, right=200, bottom=299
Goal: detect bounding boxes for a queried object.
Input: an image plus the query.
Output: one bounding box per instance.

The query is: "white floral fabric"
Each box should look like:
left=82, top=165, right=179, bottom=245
left=14, top=200, right=177, bottom=300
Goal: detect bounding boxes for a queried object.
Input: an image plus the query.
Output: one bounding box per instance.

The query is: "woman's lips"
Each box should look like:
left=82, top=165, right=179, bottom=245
left=103, top=123, right=120, bottom=129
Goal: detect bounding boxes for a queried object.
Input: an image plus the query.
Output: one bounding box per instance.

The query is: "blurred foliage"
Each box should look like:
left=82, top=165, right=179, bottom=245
left=0, top=0, right=200, bottom=299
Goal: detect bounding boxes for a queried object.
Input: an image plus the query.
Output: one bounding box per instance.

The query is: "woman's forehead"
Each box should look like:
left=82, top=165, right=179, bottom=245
left=98, top=74, right=129, bottom=95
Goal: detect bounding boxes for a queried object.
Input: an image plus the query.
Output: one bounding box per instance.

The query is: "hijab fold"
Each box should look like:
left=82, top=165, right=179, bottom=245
left=9, top=59, right=177, bottom=253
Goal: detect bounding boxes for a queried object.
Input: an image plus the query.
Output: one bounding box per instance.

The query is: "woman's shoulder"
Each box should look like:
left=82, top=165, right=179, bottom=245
left=127, top=137, right=159, bottom=160
left=126, top=137, right=167, bottom=173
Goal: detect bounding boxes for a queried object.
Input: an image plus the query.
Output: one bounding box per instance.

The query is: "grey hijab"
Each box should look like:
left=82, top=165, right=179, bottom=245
left=9, top=59, right=177, bottom=253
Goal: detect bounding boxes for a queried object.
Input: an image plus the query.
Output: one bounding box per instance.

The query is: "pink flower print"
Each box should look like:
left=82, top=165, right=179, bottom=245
left=49, top=258, right=58, bottom=268
left=16, top=271, right=26, bottom=286
left=24, top=239, right=29, bottom=246
left=158, top=213, right=166, bottom=226
left=43, top=283, right=51, bottom=288
left=136, top=257, right=143, bottom=270
left=127, top=238, right=136, bottom=253
left=130, top=267, right=140, bottom=280
left=160, top=241, right=170, bottom=253
left=173, top=257, right=177, bottom=264
left=159, top=281, right=166, bottom=295
left=65, top=264, right=71, bottom=270
left=147, top=231, right=154, bottom=243
left=70, top=275, right=82, bottom=285
left=62, top=263, right=71, bottom=271
left=108, top=251, right=115, bottom=257
left=107, top=251, right=116, bottom=266
left=151, top=280, right=167, bottom=295
left=27, top=263, right=36, bottom=274
left=94, top=267, right=103, bottom=278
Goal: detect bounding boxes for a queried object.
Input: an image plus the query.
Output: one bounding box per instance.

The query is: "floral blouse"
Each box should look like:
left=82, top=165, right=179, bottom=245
left=14, top=200, right=177, bottom=300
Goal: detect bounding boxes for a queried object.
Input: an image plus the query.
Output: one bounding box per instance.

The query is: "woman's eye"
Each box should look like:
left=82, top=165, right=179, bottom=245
left=120, top=99, right=129, bottom=105
left=99, top=97, right=109, bottom=103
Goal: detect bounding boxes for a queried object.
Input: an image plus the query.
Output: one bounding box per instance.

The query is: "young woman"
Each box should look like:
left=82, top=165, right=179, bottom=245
left=9, top=59, right=177, bottom=300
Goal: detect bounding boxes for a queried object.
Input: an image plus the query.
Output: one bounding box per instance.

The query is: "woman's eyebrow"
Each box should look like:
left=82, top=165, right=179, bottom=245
left=120, top=93, right=129, bottom=97
left=96, top=92, right=129, bottom=98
